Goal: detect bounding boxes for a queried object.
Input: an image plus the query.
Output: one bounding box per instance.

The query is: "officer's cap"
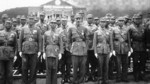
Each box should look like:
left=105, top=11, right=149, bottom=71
left=21, top=15, right=26, bottom=20
left=117, top=17, right=125, bottom=21
left=78, top=10, right=84, bottom=14
left=61, top=18, right=67, bottom=21
left=28, top=15, right=34, bottom=19
left=75, top=14, right=82, bottom=19
left=56, top=17, right=61, bottom=21
left=86, top=14, right=93, bottom=19
left=16, top=15, right=21, bottom=19
left=40, top=12, right=45, bottom=16
left=51, top=19, right=56, bottom=23
left=110, top=16, right=115, bottom=20
left=2, top=14, right=8, bottom=18
left=132, top=14, right=142, bottom=19
left=106, top=13, right=112, bottom=17
left=12, top=18, right=17, bottom=22
left=5, top=18, right=12, bottom=23
left=94, top=17, right=99, bottom=20
left=100, top=17, right=108, bottom=22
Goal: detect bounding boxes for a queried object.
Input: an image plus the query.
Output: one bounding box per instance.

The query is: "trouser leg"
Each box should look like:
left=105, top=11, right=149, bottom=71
left=28, top=54, right=37, bottom=84
left=0, top=61, right=5, bottom=84
left=22, top=54, right=29, bottom=84
left=78, top=56, right=87, bottom=83
left=72, top=56, right=79, bottom=84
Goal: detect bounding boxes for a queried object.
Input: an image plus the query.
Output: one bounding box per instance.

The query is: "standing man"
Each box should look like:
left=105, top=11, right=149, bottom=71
left=85, top=14, right=98, bottom=81
left=68, top=14, right=88, bottom=84
left=112, top=17, right=131, bottom=82
left=0, top=14, right=8, bottom=31
left=59, top=18, right=71, bottom=83
left=35, top=12, right=49, bottom=74
left=14, top=15, right=27, bottom=75
left=0, top=19, right=17, bottom=84
left=19, top=15, right=42, bottom=84
left=129, top=14, right=146, bottom=81
left=93, top=17, right=113, bottom=84
left=43, top=19, right=63, bottom=84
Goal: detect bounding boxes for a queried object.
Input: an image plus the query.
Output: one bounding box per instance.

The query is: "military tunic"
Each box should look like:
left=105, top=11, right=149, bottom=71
left=68, top=25, right=88, bottom=84
left=0, top=30, right=17, bottom=84
left=112, top=25, right=131, bottom=81
left=43, top=30, right=62, bottom=84
left=129, top=24, right=146, bottom=81
left=93, top=28, right=113, bottom=82
left=19, top=25, right=42, bottom=84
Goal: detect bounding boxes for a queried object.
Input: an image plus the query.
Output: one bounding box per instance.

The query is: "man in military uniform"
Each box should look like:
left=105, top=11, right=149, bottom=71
left=12, top=18, right=18, bottom=31
left=16, top=15, right=21, bottom=26
left=58, top=18, right=71, bottom=83
left=35, top=12, right=49, bottom=74
left=0, top=19, right=17, bottom=84
left=19, top=15, right=42, bottom=84
left=93, top=17, right=113, bottom=84
left=85, top=14, right=98, bottom=81
left=43, top=19, right=63, bottom=84
left=68, top=14, right=88, bottom=84
left=94, top=17, right=100, bottom=27
left=0, top=14, right=8, bottom=31
left=14, top=15, right=27, bottom=75
left=112, top=17, right=131, bottom=82
left=129, top=14, right=146, bottom=81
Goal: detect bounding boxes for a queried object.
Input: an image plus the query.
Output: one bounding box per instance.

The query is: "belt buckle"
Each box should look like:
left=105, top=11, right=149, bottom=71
left=29, top=38, right=33, bottom=41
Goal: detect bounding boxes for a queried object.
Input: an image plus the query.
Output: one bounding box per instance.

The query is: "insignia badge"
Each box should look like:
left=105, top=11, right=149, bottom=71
left=29, top=38, right=33, bottom=41
left=33, top=30, right=37, bottom=34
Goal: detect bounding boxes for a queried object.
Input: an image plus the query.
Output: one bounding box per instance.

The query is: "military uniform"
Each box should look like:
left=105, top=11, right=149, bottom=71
left=93, top=26, right=113, bottom=83
left=86, top=22, right=98, bottom=81
left=35, top=20, right=49, bottom=73
left=68, top=24, right=88, bottom=84
left=58, top=25, right=72, bottom=83
left=129, top=23, right=146, bottom=81
left=19, top=25, right=41, bottom=84
left=43, top=29, right=63, bottom=84
left=0, top=28, right=17, bottom=84
left=112, top=24, right=131, bottom=81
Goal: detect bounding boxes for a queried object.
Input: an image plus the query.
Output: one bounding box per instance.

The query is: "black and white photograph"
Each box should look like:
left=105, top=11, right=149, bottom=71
left=0, top=0, right=150, bottom=84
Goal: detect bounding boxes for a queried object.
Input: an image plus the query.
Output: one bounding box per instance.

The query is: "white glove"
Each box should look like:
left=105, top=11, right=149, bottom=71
left=128, top=51, right=131, bottom=57
left=109, top=52, right=113, bottom=58
left=38, top=52, right=41, bottom=58
left=95, top=53, right=98, bottom=58
left=19, top=52, right=22, bottom=57
left=59, top=53, right=62, bottom=60
left=43, top=53, right=46, bottom=60
left=130, top=48, right=133, bottom=53
left=112, top=50, right=116, bottom=56
left=146, top=49, right=149, bottom=52
left=13, top=56, right=17, bottom=63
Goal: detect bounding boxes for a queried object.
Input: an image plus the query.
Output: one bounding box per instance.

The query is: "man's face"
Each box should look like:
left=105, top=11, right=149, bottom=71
left=118, top=20, right=124, bottom=26
left=56, top=20, right=61, bottom=26
left=5, top=22, right=12, bottom=29
left=94, top=19, right=100, bottom=25
left=40, top=15, right=45, bottom=20
left=2, top=17, right=7, bottom=23
left=71, top=16, right=75, bottom=21
left=76, top=17, right=82, bottom=25
left=133, top=18, right=142, bottom=24
left=87, top=18, right=93, bottom=24
left=51, top=22, right=57, bottom=29
left=21, top=19, right=26, bottom=25
left=13, top=21, right=17, bottom=27
left=110, top=18, right=115, bottom=24
left=62, top=20, right=67, bottom=26
left=100, top=21, right=106, bottom=28
left=28, top=18, right=34, bottom=25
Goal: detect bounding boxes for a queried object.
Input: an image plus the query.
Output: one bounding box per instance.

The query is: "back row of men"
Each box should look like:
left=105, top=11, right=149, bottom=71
left=0, top=12, right=150, bottom=84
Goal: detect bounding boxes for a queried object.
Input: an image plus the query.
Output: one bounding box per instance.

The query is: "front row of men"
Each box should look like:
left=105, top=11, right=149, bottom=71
left=0, top=13, right=149, bottom=84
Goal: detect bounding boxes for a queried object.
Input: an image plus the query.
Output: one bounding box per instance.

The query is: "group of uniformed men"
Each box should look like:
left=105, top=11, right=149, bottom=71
left=0, top=11, right=150, bottom=84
